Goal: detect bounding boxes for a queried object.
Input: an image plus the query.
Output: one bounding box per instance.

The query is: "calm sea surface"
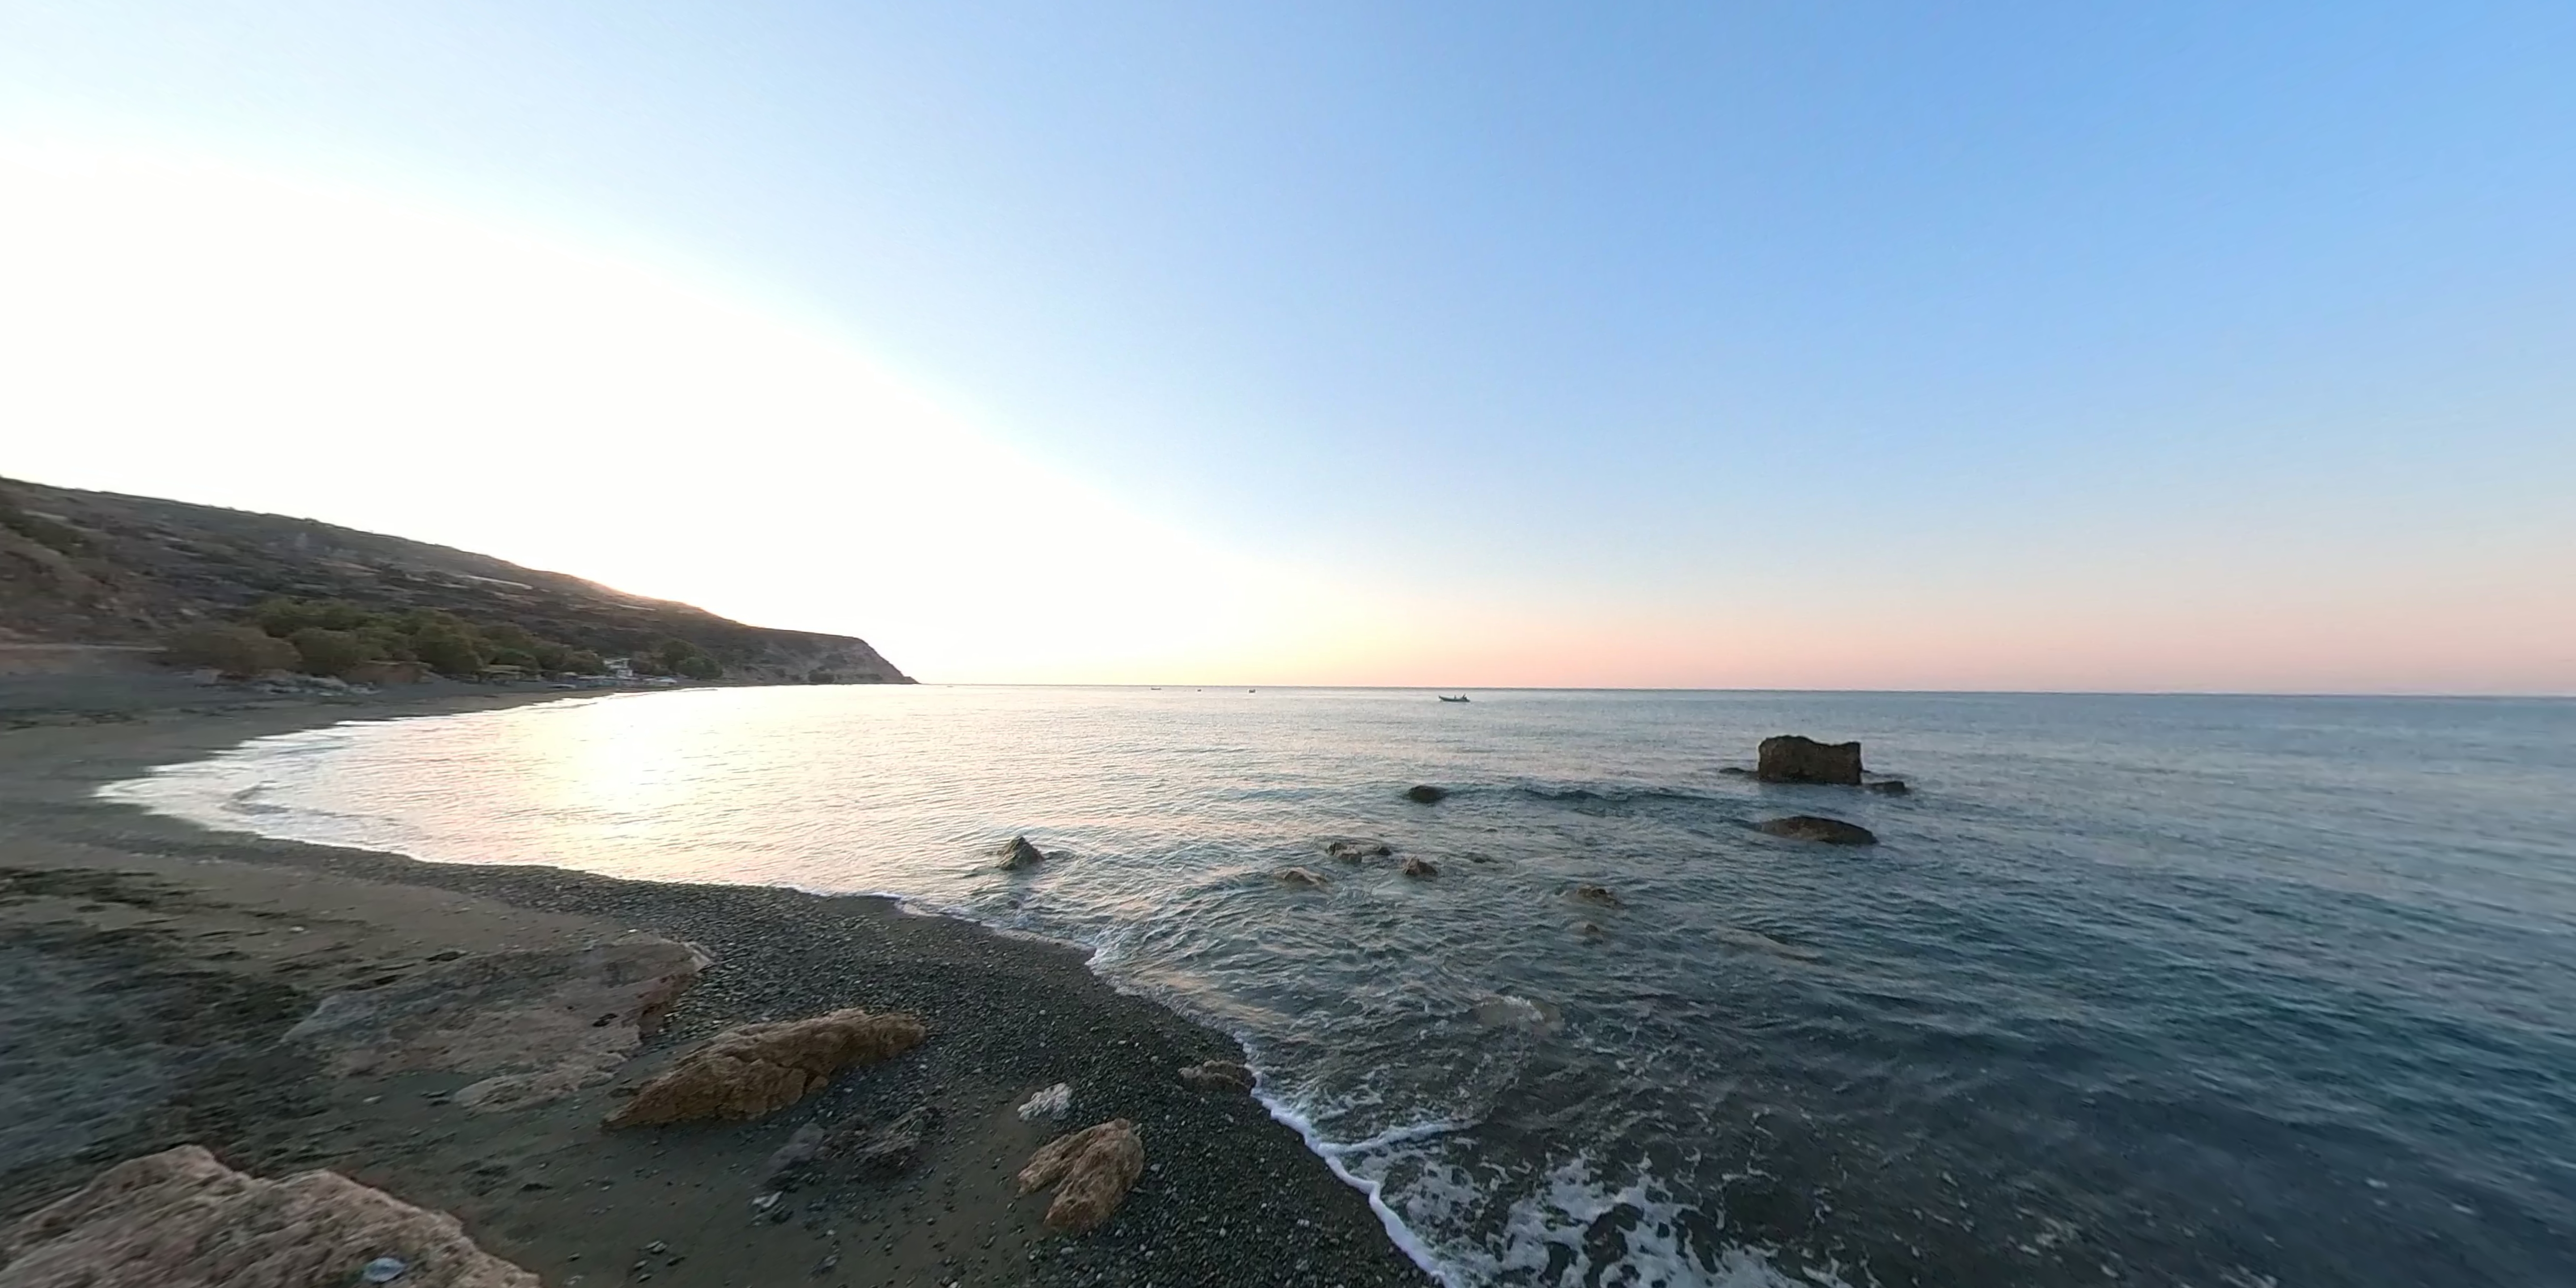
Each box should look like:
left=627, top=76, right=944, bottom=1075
left=105, top=687, right=2576, bottom=1286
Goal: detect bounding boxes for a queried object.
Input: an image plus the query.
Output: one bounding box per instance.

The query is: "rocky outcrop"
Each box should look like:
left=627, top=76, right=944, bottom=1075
left=1757, top=815, right=1878, bottom=845
left=1401, top=856, right=1440, bottom=878
left=1178, top=1060, right=1256, bottom=1093
left=1568, top=884, right=1622, bottom=908
left=1757, top=736, right=1864, bottom=785
left=997, top=836, right=1048, bottom=870
left=1017, top=1119, right=1145, bottom=1235
left=284, top=937, right=708, bottom=1112
left=0, top=1145, right=536, bottom=1288
left=604, top=1008, right=926, bottom=1128
left=1324, top=839, right=1392, bottom=863
left=1276, top=867, right=1329, bottom=888
left=1404, top=785, right=1449, bottom=804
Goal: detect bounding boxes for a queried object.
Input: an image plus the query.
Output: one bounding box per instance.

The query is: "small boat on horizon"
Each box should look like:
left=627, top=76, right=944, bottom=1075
left=1438, top=695, right=1470, bottom=703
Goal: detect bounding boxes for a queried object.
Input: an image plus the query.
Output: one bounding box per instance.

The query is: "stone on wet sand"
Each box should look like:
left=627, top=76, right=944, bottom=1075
left=1756, top=735, right=1864, bottom=785
left=284, top=936, right=709, bottom=1113
left=1757, top=815, right=1878, bottom=845
left=604, top=1007, right=927, bottom=1128
left=1178, top=1059, right=1256, bottom=1093
left=1400, top=856, right=1440, bottom=878
left=1403, top=784, right=1449, bottom=804
left=1325, top=839, right=1392, bottom=863
left=997, top=836, right=1048, bottom=870
left=1017, top=1119, right=1145, bottom=1235
left=1276, top=867, right=1329, bottom=888
left=0, top=1145, right=537, bottom=1288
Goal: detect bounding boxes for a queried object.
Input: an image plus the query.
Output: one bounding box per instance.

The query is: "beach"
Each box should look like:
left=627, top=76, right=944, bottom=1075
left=0, top=670, right=1436, bottom=1288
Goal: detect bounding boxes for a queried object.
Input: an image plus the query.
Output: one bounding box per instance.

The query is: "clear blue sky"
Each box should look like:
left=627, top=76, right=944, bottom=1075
left=4, top=3, right=2571, bottom=689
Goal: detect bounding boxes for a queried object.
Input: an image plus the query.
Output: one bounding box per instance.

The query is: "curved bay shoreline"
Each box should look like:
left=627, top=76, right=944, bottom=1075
left=0, top=678, right=1439, bottom=1288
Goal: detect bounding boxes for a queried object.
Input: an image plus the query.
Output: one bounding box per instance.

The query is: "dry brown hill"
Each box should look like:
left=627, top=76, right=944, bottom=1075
left=0, top=476, right=910, bottom=684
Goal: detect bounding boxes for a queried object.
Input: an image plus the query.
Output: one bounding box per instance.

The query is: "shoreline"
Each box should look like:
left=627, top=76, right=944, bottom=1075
left=0, top=673, right=1440, bottom=1287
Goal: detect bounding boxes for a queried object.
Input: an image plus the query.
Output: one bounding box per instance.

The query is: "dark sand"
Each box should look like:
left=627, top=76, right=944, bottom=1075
left=0, top=666, right=1437, bottom=1288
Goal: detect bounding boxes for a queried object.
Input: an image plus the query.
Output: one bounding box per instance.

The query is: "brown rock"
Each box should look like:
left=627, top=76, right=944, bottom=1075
left=1568, top=884, right=1622, bottom=908
left=1401, top=856, right=1440, bottom=878
left=1325, top=839, right=1392, bottom=863
left=1276, top=867, right=1329, bottom=888
left=1017, top=1119, right=1145, bottom=1234
left=284, top=937, right=708, bottom=1113
left=604, top=1007, right=926, bottom=1128
left=1755, top=735, right=1864, bottom=785
left=997, top=836, right=1047, bottom=870
left=1178, top=1060, right=1256, bottom=1093
left=0, top=1145, right=536, bottom=1288
left=1756, top=815, right=1878, bottom=845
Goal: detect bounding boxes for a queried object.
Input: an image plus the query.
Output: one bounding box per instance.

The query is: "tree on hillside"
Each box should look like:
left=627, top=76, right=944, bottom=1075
left=288, top=627, right=371, bottom=677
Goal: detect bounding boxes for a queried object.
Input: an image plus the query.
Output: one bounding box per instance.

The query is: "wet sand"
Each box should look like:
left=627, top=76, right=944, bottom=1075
left=0, top=672, right=1436, bottom=1288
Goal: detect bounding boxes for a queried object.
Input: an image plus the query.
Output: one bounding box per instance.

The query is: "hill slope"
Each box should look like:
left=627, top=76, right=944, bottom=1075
left=0, top=476, right=911, bottom=683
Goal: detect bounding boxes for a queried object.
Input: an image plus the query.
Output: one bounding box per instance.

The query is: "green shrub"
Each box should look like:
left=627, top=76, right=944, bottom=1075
left=412, top=624, right=487, bottom=677
left=288, top=627, right=372, bottom=677
left=559, top=649, right=606, bottom=675
left=674, top=653, right=723, bottom=681
left=163, top=624, right=297, bottom=678
left=487, top=646, right=539, bottom=671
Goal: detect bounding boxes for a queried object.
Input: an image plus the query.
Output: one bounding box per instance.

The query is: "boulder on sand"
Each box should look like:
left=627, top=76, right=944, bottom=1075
left=1401, top=856, right=1440, bottom=878
left=1017, top=1119, right=1146, bottom=1235
left=997, top=836, right=1048, bottom=870
left=1404, top=784, right=1449, bottom=804
left=0, top=1145, right=536, bottom=1288
left=1178, top=1059, right=1256, bottom=1093
left=1757, top=815, right=1878, bottom=845
left=604, top=1007, right=926, bottom=1128
left=284, top=936, right=708, bottom=1113
left=1756, top=736, right=1864, bottom=786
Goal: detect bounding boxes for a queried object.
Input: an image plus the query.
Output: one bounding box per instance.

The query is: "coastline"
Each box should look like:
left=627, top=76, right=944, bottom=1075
left=0, top=674, right=1438, bottom=1287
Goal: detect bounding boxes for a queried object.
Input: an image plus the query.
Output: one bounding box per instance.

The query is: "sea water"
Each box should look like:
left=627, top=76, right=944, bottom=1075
left=102, top=686, right=2576, bottom=1286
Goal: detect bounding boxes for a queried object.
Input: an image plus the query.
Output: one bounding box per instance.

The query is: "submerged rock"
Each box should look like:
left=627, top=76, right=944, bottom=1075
left=1401, top=856, right=1440, bottom=878
left=1325, top=839, right=1393, bottom=863
left=285, top=937, right=708, bottom=1113
left=1404, top=784, right=1449, bottom=804
left=1017, top=1119, right=1145, bottom=1235
left=1756, top=735, right=1864, bottom=785
left=1568, top=884, right=1622, bottom=908
left=604, top=1008, right=927, bottom=1128
left=1756, top=815, right=1878, bottom=845
left=1866, top=779, right=1911, bottom=796
left=1276, top=867, right=1329, bottom=888
left=997, top=836, right=1048, bottom=870
left=0, top=1145, right=537, bottom=1288
left=1177, top=1059, right=1256, bottom=1093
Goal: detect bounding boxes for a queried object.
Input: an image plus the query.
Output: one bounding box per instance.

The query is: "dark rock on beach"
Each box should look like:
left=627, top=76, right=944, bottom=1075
left=1178, top=1060, right=1256, bottom=1093
left=1757, top=735, right=1864, bottom=785
left=1757, top=815, right=1879, bottom=845
left=1404, top=784, right=1449, bottom=804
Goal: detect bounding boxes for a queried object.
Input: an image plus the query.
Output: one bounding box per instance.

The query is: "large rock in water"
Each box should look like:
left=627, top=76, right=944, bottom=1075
left=1756, top=735, right=1864, bottom=785
left=997, top=836, right=1048, bottom=869
left=604, top=1007, right=927, bottom=1127
left=1017, top=1119, right=1145, bottom=1234
left=284, top=937, right=709, bottom=1112
left=1757, top=815, right=1878, bottom=845
left=0, top=1145, right=536, bottom=1288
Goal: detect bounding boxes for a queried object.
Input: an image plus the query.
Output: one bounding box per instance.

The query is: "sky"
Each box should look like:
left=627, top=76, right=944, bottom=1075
left=2, top=2, right=2571, bottom=691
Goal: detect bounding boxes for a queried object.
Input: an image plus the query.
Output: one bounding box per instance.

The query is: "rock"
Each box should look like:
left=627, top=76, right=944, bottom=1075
left=997, top=836, right=1047, bottom=870
left=603, top=1008, right=927, bottom=1128
left=1755, top=735, right=1864, bottom=785
left=1400, top=856, right=1439, bottom=878
left=1865, top=779, right=1911, bottom=796
left=1177, top=1060, right=1255, bottom=1093
left=758, top=1123, right=829, bottom=1182
left=1577, top=920, right=1606, bottom=937
left=285, top=937, right=709, bottom=1113
left=1276, top=867, right=1329, bottom=888
left=1404, top=784, right=1449, bottom=804
left=1324, top=839, right=1392, bottom=863
left=1017, top=1083, right=1073, bottom=1122
left=1568, top=884, right=1622, bottom=908
left=1756, top=815, right=1878, bottom=845
left=1017, top=1119, right=1145, bottom=1235
left=0, top=1145, right=537, bottom=1288
left=819, top=1106, right=939, bottom=1178
left=1718, top=766, right=1755, bottom=777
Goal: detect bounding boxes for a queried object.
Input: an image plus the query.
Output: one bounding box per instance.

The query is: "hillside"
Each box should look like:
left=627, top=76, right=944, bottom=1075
left=0, top=476, right=911, bottom=684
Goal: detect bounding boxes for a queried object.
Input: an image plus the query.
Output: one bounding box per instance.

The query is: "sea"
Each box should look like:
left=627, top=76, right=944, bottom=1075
left=100, top=686, right=2576, bottom=1287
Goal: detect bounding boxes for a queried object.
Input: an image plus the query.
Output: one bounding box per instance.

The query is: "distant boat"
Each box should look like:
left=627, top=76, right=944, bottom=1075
left=1438, top=695, right=1470, bottom=703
